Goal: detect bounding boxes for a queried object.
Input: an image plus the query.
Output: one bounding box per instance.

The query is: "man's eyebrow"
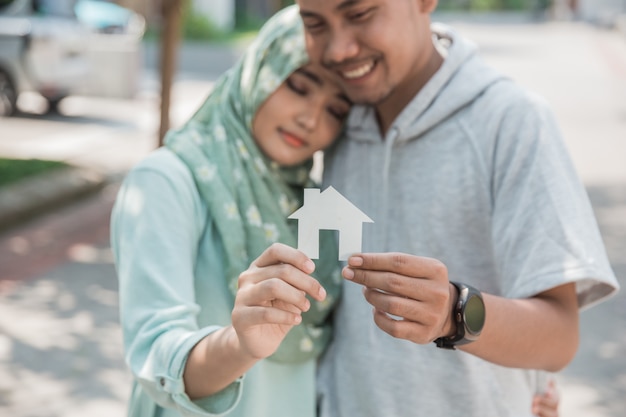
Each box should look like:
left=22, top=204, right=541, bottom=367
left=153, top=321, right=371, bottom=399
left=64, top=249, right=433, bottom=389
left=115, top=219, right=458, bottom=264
left=300, top=0, right=363, bottom=18
left=336, top=0, right=363, bottom=11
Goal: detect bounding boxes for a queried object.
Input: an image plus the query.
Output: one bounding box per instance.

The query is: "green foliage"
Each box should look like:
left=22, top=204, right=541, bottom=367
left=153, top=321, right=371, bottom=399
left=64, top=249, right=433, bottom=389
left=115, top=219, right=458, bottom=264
left=182, top=0, right=226, bottom=40
left=0, top=158, right=68, bottom=187
left=233, top=13, right=265, bottom=33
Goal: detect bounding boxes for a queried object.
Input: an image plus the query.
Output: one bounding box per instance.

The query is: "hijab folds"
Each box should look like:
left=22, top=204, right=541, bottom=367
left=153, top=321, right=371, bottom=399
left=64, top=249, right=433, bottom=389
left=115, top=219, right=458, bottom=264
left=165, top=6, right=342, bottom=364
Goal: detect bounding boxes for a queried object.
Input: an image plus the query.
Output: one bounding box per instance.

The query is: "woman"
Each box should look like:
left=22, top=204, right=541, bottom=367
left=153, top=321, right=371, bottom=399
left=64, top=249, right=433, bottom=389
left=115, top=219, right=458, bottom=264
left=111, top=6, right=349, bottom=417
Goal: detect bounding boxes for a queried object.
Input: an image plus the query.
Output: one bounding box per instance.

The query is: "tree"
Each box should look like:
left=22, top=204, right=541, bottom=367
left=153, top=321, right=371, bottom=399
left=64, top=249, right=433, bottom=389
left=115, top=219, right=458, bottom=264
left=158, top=0, right=182, bottom=147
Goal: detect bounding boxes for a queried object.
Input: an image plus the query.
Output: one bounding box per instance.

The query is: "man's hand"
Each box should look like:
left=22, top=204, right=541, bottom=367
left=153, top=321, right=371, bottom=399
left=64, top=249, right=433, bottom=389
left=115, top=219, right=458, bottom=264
left=232, top=243, right=326, bottom=359
left=343, top=252, right=456, bottom=344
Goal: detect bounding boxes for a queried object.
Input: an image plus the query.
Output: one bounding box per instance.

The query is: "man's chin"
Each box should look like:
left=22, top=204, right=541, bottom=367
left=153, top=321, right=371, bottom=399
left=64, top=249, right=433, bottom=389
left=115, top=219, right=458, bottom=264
left=345, top=89, right=390, bottom=107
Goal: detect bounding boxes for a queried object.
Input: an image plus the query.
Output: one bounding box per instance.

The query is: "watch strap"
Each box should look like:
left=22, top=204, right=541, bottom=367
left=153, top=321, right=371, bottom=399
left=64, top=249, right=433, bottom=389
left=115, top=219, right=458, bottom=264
left=434, top=281, right=485, bottom=350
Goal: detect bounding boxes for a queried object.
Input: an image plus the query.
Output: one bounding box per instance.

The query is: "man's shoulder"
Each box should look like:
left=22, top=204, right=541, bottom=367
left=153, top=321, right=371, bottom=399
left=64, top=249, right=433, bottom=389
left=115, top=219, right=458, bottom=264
left=472, top=79, right=552, bottom=121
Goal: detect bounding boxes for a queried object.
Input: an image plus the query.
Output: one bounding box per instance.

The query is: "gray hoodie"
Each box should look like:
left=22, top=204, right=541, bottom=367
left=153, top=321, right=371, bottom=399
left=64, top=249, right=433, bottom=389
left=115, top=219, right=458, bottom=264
left=318, top=23, right=618, bottom=417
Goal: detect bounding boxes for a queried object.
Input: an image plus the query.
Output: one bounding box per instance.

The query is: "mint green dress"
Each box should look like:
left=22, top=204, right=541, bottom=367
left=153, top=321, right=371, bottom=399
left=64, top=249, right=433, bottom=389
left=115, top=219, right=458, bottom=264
left=112, top=149, right=323, bottom=417
left=111, top=6, right=341, bottom=417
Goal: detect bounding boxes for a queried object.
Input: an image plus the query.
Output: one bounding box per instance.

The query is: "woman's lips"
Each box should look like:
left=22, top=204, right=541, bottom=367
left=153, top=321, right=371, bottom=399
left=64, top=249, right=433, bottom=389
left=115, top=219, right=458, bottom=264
left=280, top=130, right=307, bottom=148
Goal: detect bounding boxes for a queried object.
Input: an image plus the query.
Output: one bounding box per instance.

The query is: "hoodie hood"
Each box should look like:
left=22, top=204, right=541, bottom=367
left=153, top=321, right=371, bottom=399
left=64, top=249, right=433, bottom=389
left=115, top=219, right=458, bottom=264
left=345, top=23, right=507, bottom=144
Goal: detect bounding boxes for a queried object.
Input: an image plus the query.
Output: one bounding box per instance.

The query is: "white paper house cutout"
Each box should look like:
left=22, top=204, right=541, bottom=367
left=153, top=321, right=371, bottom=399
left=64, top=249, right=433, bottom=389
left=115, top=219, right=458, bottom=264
left=288, top=186, right=374, bottom=260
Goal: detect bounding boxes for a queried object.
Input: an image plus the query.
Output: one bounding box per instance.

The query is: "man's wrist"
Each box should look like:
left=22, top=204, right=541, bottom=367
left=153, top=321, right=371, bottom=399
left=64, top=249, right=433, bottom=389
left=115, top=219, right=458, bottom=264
left=442, top=282, right=459, bottom=338
left=434, top=282, right=486, bottom=350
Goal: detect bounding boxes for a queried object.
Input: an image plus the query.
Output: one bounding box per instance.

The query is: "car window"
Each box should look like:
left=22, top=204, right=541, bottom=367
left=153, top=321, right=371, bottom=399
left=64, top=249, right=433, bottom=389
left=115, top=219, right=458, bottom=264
left=32, top=0, right=75, bottom=17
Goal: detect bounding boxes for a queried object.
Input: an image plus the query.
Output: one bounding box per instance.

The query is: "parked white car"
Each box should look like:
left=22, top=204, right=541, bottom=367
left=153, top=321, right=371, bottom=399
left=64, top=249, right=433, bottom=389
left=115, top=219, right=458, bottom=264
left=0, top=0, right=144, bottom=117
left=0, top=0, right=91, bottom=115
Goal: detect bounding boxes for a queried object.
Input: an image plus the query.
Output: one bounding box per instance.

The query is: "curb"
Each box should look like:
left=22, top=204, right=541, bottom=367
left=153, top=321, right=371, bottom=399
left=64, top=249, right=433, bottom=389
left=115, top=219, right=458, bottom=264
left=0, top=166, right=108, bottom=232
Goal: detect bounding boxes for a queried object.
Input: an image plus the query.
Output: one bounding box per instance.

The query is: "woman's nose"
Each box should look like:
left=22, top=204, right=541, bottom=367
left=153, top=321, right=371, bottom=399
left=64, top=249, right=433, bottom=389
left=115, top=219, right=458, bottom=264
left=296, top=103, right=323, bottom=131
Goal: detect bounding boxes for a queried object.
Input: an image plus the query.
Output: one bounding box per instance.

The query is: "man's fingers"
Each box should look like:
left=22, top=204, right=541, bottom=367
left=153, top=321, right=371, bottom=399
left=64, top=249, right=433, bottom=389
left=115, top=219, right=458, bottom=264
left=363, top=287, right=434, bottom=324
left=345, top=267, right=448, bottom=308
left=371, top=309, right=437, bottom=344
left=253, top=242, right=315, bottom=273
left=344, top=267, right=419, bottom=296
left=346, top=252, right=447, bottom=279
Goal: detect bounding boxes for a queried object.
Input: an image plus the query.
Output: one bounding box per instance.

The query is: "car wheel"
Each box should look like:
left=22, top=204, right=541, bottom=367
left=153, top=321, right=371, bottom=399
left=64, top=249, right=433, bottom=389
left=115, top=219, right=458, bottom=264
left=0, top=70, right=18, bottom=117
left=46, top=96, right=66, bottom=114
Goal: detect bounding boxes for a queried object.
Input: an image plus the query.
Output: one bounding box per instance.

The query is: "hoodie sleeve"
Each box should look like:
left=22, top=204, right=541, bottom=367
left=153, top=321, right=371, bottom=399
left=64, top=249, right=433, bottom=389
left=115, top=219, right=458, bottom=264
left=110, top=151, right=243, bottom=416
left=490, top=92, right=619, bottom=309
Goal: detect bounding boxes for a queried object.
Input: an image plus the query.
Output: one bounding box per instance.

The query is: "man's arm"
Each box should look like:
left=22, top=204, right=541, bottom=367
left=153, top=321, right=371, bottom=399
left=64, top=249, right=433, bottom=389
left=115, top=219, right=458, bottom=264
left=343, top=252, right=579, bottom=372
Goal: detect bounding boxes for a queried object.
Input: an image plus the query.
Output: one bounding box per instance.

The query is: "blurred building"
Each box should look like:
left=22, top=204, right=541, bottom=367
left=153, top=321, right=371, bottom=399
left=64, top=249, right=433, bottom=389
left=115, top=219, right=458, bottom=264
left=554, top=0, right=626, bottom=26
left=579, top=0, right=626, bottom=27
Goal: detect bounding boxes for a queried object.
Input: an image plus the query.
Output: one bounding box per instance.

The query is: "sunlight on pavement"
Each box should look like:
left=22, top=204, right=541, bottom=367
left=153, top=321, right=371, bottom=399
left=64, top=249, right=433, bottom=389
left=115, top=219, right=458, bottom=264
left=559, top=378, right=613, bottom=417
left=0, top=268, right=130, bottom=416
left=68, top=243, right=115, bottom=264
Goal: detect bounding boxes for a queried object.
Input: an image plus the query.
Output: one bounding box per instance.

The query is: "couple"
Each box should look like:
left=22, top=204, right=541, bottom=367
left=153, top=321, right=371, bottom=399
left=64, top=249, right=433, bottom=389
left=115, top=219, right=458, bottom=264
left=111, top=1, right=618, bottom=417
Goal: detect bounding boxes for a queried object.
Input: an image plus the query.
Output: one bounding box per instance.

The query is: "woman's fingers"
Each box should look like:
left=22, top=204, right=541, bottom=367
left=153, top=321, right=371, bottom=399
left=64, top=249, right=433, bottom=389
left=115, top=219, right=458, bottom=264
left=232, top=305, right=302, bottom=327
left=240, top=259, right=326, bottom=302
left=532, top=378, right=560, bottom=417
left=238, top=277, right=311, bottom=313
left=252, top=243, right=315, bottom=273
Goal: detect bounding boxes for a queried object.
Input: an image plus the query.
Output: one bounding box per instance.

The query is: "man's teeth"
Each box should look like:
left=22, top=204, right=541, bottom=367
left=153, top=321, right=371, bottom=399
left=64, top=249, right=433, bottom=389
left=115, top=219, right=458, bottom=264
left=342, top=62, right=374, bottom=79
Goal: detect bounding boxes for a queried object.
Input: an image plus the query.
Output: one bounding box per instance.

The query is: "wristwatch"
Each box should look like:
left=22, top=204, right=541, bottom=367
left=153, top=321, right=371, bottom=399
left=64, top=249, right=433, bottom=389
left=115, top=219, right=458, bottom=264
left=434, top=282, right=486, bottom=350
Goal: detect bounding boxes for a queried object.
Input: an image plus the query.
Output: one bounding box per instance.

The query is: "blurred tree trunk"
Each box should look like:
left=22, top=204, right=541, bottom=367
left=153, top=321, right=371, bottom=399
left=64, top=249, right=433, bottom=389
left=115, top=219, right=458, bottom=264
left=158, top=0, right=182, bottom=147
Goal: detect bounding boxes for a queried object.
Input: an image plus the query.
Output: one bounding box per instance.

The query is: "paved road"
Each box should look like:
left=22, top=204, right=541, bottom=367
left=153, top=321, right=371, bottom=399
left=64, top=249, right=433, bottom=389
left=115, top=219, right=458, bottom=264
left=1, top=17, right=625, bottom=416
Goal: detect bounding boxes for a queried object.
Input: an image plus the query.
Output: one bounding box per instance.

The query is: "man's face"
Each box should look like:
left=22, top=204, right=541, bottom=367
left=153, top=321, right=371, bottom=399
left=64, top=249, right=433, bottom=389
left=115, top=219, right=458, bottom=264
left=296, top=0, right=437, bottom=108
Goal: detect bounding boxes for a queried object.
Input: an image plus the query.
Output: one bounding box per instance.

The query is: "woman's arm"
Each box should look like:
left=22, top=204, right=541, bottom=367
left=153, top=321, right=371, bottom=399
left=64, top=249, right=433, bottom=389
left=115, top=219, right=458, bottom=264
left=183, top=243, right=326, bottom=399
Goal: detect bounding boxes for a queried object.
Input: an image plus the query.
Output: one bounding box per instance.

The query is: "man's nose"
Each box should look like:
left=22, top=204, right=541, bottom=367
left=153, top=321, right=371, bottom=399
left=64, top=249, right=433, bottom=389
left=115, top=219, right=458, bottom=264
left=324, top=27, right=359, bottom=66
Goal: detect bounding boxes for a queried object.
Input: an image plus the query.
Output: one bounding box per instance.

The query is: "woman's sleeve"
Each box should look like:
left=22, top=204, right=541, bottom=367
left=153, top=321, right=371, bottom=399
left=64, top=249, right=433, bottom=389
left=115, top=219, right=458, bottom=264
left=110, top=159, right=243, bottom=416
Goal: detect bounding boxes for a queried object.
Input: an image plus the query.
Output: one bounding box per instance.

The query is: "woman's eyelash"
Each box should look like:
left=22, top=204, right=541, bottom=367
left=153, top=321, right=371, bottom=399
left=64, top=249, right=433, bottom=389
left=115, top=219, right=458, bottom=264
left=286, top=78, right=307, bottom=95
left=328, top=108, right=348, bottom=121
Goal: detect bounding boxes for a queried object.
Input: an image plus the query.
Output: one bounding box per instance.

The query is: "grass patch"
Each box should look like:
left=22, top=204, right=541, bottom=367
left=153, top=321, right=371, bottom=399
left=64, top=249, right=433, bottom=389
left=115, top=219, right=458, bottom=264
left=0, top=158, right=69, bottom=187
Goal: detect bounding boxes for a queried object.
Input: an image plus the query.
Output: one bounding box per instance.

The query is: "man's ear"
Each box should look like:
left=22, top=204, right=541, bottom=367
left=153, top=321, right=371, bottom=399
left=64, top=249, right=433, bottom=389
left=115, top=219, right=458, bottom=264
left=418, top=0, right=438, bottom=13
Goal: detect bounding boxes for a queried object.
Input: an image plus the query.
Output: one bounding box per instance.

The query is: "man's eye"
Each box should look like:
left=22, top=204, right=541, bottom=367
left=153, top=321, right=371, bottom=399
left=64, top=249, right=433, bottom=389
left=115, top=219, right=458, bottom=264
left=303, top=19, right=325, bottom=33
left=348, top=8, right=374, bottom=22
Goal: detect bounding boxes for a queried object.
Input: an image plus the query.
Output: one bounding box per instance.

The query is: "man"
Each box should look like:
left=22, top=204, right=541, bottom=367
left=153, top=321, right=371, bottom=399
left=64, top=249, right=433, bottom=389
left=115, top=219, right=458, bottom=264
left=295, top=0, right=619, bottom=416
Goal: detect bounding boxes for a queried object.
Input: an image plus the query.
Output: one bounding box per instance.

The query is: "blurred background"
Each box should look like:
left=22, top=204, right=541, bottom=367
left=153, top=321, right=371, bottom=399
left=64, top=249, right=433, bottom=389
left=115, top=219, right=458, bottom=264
left=1, top=0, right=625, bottom=416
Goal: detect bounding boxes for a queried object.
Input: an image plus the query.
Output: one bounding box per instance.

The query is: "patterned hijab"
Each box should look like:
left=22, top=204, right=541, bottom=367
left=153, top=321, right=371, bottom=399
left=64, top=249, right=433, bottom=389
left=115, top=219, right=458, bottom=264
left=165, top=6, right=342, bottom=363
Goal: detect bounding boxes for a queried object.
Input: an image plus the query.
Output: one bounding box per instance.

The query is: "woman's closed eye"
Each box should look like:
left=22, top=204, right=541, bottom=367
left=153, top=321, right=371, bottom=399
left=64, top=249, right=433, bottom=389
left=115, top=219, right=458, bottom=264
left=286, top=70, right=350, bottom=122
left=286, top=77, right=308, bottom=96
left=327, top=105, right=349, bottom=122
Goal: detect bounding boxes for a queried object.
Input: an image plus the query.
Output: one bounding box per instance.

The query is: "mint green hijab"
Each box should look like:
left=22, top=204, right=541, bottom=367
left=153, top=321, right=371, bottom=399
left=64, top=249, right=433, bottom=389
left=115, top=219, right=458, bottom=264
left=165, top=6, right=341, bottom=364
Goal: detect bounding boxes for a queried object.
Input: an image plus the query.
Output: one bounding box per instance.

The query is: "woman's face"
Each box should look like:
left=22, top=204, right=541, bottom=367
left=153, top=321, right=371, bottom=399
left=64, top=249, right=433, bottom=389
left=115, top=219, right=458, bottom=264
left=252, top=62, right=351, bottom=166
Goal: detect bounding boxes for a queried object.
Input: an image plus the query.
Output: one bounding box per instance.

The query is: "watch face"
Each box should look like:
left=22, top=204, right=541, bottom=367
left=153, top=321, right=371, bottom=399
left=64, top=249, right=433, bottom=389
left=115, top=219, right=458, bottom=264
left=464, top=295, right=486, bottom=334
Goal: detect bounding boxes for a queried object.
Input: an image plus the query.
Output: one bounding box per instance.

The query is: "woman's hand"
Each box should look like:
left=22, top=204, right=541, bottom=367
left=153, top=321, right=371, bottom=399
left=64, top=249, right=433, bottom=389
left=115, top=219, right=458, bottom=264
left=532, top=378, right=560, bottom=417
left=232, top=243, right=327, bottom=360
